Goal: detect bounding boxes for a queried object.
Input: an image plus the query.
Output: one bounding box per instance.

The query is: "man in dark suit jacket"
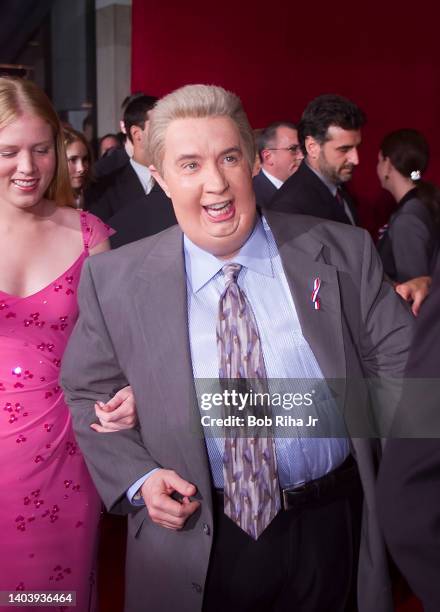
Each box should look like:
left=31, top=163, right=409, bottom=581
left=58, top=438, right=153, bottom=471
left=267, top=94, right=364, bottom=225
left=377, top=260, right=440, bottom=612
left=93, top=92, right=147, bottom=179
left=252, top=121, right=303, bottom=207
left=85, top=94, right=176, bottom=247
left=62, top=85, right=412, bottom=612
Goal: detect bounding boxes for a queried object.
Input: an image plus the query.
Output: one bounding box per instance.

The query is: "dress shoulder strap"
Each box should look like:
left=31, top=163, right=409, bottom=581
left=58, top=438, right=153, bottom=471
left=79, top=211, right=115, bottom=254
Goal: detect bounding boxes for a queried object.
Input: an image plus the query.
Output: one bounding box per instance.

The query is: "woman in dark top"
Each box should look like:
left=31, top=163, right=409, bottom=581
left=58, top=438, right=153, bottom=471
left=376, top=128, right=440, bottom=282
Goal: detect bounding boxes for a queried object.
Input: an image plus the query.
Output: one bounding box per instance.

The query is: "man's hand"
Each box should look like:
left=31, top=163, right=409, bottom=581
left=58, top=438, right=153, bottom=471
left=90, top=385, right=138, bottom=433
left=395, top=275, right=431, bottom=316
left=141, top=469, right=200, bottom=530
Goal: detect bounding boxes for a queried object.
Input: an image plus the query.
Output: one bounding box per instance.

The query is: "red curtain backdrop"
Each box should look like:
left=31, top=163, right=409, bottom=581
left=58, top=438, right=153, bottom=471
left=131, top=0, right=440, bottom=236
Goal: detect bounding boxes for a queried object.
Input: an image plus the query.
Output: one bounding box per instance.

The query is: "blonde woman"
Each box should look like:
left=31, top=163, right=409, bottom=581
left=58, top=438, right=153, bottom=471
left=0, top=77, right=135, bottom=611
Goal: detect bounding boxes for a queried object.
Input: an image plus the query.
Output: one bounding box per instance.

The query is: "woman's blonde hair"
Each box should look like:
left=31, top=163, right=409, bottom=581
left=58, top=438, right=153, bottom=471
left=0, top=77, right=74, bottom=206
left=148, top=84, right=255, bottom=174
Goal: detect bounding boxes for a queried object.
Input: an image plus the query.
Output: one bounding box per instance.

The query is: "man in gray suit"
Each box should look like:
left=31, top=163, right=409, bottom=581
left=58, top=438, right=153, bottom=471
left=62, top=85, right=412, bottom=612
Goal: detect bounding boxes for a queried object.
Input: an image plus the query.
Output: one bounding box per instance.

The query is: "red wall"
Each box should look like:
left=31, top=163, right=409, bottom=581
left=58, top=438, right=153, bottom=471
left=132, top=0, right=440, bottom=235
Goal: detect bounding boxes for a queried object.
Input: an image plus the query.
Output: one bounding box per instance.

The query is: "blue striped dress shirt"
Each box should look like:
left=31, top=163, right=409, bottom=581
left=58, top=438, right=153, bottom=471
left=185, top=216, right=349, bottom=489
left=128, top=215, right=349, bottom=502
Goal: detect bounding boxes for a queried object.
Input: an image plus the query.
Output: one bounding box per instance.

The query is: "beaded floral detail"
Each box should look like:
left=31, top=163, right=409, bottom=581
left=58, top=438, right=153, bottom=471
left=0, top=211, right=113, bottom=607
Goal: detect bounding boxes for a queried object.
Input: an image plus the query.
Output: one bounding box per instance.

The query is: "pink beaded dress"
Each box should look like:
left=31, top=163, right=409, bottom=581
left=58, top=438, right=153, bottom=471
left=0, top=212, right=114, bottom=612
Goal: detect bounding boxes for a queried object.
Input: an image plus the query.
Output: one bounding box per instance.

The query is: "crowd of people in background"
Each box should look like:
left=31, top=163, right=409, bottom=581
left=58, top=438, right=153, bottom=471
left=0, top=74, right=439, bottom=612
left=75, top=90, right=440, bottom=286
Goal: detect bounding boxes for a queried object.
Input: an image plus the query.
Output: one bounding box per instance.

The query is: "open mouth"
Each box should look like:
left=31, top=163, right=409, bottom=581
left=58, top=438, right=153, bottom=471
left=12, top=178, right=39, bottom=191
left=203, top=200, right=235, bottom=221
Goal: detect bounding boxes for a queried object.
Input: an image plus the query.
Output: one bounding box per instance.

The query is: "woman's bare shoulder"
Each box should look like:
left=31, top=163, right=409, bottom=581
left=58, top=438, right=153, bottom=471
left=50, top=203, right=82, bottom=230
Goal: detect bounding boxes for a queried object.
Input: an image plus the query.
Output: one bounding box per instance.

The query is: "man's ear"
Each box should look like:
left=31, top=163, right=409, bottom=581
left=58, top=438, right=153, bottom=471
left=305, top=135, right=320, bottom=160
left=131, top=125, right=141, bottom=143
left=261, top=149, right=273, bottom=166
left=150, top=165, right=171, bottom=198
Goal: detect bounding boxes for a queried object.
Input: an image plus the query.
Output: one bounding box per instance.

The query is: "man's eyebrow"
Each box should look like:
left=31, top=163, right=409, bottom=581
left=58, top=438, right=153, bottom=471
left=175, top=153, right=201, bottom=163
left=220, top=146, right=242, bottom=156
left=175, top=146, right=242, bottom=163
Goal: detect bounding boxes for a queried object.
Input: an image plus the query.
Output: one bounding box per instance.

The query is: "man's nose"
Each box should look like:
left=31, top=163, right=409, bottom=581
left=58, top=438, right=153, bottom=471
left=348, top=148, right=359, bottom=166
left=205, top=163, right=228, bottom=192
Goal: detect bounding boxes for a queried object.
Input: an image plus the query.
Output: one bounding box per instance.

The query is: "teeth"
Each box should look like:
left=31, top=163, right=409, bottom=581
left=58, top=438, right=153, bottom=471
left=13, top=179, right=38, bottom=187
left=205, top=201, right=233, bottom=218
left=205, top=201, right=230, bottom=210
left=205, top=200, right=231, bottom=210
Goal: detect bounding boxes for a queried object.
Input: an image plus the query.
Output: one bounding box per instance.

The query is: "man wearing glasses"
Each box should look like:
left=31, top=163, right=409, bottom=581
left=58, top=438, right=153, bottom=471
left=253, top=121, right=303, bottom=207
left=266, top=94, right=363, bottom=225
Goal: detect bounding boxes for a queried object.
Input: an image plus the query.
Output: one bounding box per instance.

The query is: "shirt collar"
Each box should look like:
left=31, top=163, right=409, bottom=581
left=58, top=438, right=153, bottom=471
left=130, top=158, right=154, bottom=194
left=305, top=159, right=338, bottom=197
left=261, top=168, right=283, bottom=189
left=184, top=215, right=274, bottom=293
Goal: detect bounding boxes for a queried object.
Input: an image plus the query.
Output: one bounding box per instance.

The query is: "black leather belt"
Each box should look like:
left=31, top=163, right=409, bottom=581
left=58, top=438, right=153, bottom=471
left=215, top=455, right=359, bottom=511
left=281, top=455, right=359, bottom=510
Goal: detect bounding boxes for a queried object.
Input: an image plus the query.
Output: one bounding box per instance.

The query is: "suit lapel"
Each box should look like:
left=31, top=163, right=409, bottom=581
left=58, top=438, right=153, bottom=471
left=132, top=228, right=212, bottom=497
left=259, top=172, right=277, bottom=198
left=118, top=163, right=149, bottom=205
left=302, top=163, right=352, bottom=225
left=266, top=212, right=347, bottom=382
left=253, top=172, right=277, bottom=207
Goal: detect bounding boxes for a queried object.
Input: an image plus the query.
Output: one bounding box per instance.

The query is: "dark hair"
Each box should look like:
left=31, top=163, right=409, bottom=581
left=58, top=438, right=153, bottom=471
left=98, top=133, right=123, bottom=158
left=123, top=94, right=158, bottom=142
left=417, top=181, right=440, bottom=227
left=121, top=91, right=145, bottom=111
left=99, top=132, right=123, bottom=146
left=298, top=94, right=366, bottom=151
left=380, top=128, right=429, bottom=178
left=380, top=128, right=440, bottom=226
left=257, top=121, right=297, bottom=161
left=99, top=132, right=122, bottom=142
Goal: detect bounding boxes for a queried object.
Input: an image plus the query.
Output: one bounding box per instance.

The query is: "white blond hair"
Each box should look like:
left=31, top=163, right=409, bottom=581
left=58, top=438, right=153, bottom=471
left=148, top=84, right=255, bottom=173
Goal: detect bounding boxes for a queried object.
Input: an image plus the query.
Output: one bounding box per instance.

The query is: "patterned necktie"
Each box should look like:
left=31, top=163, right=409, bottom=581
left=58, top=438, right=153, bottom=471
left=217, top=263, right=281, bottom=539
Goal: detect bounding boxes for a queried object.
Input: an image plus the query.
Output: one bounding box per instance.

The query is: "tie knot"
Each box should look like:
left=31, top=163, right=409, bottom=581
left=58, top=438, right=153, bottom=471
left=222, top=263, right=242, bottom=286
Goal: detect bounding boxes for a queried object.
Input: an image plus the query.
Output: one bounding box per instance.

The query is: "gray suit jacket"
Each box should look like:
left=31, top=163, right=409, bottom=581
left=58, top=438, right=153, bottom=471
left=377, top=194, right=438, bottom=282
left=61, top=210, right=412, bottom=612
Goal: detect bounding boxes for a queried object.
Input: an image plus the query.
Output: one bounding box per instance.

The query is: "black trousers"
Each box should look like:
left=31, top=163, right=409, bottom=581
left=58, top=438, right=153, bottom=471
left=203, top=480, right=362, bottom=612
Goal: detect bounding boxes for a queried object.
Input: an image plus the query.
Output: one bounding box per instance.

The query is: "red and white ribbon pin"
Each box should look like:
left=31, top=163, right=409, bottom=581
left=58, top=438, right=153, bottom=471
left=311, top=277, right=321, bottom=310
